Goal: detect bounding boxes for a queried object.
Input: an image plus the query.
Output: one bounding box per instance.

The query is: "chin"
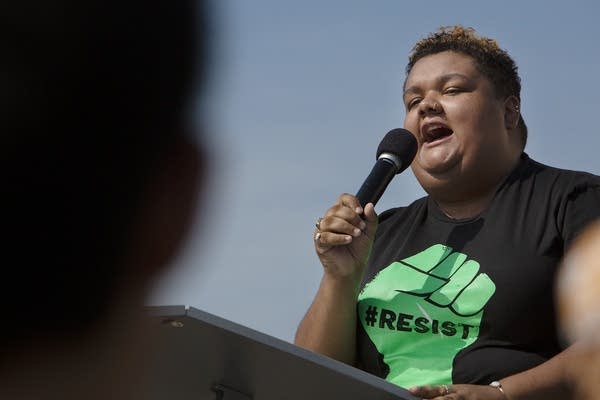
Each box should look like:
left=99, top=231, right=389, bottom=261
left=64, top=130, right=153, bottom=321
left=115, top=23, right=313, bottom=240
left=415, top=153, right=461, bottom=177
left=411, top=162, right=461, bottom=194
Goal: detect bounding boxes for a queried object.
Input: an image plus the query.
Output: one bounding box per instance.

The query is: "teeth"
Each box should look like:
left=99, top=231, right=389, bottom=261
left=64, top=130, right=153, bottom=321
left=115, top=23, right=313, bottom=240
left=425, top=124, right=446, bottom=133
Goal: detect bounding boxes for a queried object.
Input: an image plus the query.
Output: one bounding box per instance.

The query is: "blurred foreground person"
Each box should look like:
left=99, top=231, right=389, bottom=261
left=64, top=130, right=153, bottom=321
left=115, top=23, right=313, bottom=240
left=557, top=220, right=600, bottom=400
left=1, top=1, right=211, bottom=399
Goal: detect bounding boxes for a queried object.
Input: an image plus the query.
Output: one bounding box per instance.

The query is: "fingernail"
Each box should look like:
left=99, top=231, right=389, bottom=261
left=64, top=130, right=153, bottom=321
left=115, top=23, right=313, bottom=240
left=359, top=221, right=366, bottom=230
left=355, top=206, right=363, bottom=214
left=353, top=228, right=361, bottom=237
left=345, top=235, right=352, bottom=242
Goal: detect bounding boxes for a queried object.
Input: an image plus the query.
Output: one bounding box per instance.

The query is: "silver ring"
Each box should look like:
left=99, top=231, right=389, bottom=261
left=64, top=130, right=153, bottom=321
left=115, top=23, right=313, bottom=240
left=315, top=217, right=323, bottom=230
left=442, top=384, right=450, bottom=395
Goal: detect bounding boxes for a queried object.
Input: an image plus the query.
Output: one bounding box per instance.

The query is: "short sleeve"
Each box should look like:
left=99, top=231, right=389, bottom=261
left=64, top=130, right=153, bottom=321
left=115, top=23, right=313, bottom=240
left=561, top=183, right=600, bottom=250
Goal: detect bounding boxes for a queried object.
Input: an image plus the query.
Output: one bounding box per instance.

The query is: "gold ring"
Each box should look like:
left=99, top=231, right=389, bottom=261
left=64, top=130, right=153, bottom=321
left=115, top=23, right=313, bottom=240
left=315, top=217, right=323, bottom=229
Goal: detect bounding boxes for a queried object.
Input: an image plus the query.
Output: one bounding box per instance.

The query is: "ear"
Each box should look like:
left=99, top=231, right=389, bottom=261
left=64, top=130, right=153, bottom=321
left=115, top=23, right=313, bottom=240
left=503, top=95, right=520, bottom=130
left=124, top=135, right=207, bottom=285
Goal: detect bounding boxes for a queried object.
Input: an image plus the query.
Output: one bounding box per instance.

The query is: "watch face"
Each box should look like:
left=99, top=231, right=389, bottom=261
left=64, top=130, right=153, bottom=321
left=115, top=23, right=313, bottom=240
left=490, top=381, right=504, bottom=393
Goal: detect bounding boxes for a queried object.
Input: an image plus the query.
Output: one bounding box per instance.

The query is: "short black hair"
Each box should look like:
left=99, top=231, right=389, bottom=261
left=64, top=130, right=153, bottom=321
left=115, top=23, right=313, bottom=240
left=405, top=26, right=527, bottom=148
left=1, top=1, right=210, bottom=344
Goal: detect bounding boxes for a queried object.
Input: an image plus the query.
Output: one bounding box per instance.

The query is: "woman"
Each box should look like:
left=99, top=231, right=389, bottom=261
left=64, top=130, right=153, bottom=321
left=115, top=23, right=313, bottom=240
left=295, top=26, right=600, bottom=399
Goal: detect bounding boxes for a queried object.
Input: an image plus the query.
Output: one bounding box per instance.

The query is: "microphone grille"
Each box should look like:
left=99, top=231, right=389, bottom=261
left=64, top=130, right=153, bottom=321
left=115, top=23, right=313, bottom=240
left=376, top=128, right=417, bottom=173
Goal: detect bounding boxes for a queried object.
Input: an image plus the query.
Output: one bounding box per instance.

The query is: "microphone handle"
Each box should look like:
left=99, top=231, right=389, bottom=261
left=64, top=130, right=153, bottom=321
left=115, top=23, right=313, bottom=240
left=355, top=158, right=397, bottom=208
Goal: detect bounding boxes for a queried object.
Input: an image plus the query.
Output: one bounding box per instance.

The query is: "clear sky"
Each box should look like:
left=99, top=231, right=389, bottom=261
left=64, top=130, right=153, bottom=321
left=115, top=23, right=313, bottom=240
left=150, top=0, right=600, bottom=342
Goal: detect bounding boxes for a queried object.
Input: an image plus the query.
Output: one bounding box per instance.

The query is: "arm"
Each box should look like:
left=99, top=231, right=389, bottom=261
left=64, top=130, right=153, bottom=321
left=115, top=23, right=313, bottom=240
left=498, top=344, right=578, bottom=400
left=410, top=329, right=581, bottom=400
left=294, top=270, right=362, bottom=364
left=294, top=194, right=378, bottom=365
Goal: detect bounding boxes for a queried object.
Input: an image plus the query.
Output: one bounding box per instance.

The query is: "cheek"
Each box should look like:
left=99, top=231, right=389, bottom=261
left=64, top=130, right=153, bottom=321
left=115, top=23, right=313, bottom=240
left=470, top=105, right=505, bottom=140
left=444, top=99, right=479, bottom=125
left=402, top=113, right=419, bottom=137
left=445, top=99, right=499, bottom=138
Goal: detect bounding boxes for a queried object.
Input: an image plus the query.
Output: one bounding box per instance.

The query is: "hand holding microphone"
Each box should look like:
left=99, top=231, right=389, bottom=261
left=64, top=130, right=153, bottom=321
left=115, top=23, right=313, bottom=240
left=314, top=129, right=417, bottom=282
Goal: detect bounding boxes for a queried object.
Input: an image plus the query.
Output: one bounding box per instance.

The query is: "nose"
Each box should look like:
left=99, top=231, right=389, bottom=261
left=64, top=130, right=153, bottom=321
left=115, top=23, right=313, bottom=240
left=418, top=96, right=442, bottom=116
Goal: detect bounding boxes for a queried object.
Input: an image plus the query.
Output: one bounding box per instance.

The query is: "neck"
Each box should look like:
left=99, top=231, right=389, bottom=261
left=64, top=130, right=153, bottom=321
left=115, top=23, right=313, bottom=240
left=435, top=190, right=497, bottom=220
left=430, top=151, right=522, bottom=220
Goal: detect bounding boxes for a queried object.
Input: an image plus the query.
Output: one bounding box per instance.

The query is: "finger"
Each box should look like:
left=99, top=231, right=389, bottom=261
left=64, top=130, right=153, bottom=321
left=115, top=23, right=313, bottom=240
left=450, top=273, right=496, bottom=316
left=336, top=193, right=366, bottom=220
left=336, top=193, right=362, bottom=213
left=323, top=203, right=365, bottom=232
left=427, top=259, right=479, bottom=307
left=409, top=385, right=433, bottom=396
left=409, top=385, right=451, bottom=399
left=362, top=202, right=378, bottom=233
left=319, top=214, right=364, bottom=238
left=315, top=231, right=353, bottom=251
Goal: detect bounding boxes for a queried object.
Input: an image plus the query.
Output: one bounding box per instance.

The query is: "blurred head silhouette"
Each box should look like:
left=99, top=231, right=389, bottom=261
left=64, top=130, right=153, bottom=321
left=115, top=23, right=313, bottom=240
left=1, top=1, right=212, bottom=398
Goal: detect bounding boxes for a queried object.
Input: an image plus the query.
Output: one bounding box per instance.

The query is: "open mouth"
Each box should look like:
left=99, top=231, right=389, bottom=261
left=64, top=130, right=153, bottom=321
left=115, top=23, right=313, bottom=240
left=423, top=126, right=453, bottom=144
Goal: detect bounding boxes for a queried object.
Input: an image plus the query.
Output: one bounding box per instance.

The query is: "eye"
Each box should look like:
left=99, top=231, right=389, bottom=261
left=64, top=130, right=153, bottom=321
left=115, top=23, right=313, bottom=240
left=443, top=87, right=463, bottom=95
left=406, top=97, right=422, bottom=110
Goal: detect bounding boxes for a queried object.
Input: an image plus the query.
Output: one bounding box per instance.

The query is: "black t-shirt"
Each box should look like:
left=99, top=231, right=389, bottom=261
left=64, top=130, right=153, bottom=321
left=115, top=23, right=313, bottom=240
left=356, top=154, right=600, bottom=388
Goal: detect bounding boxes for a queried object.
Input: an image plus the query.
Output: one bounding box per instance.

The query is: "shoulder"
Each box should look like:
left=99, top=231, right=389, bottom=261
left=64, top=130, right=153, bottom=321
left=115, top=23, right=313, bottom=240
left=511, top=154, right=600, bottom=197
left=528, top=155, right=599, bottom=182
left=523, top=155, right=600, bottom=245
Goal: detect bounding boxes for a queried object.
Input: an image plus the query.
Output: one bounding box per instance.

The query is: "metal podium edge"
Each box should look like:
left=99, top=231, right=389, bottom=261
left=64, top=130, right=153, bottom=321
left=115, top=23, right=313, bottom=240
left=145, top=305, right=418, bottom=400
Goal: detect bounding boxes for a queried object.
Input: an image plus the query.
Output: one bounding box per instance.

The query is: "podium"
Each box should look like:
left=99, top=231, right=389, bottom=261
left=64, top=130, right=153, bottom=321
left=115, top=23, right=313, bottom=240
left=143, top=306, right=418, bottom=400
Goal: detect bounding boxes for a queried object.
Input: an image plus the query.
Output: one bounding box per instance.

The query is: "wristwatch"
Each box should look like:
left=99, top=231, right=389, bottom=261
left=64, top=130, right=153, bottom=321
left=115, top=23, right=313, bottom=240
left=489, top=381, right=506, bottom=397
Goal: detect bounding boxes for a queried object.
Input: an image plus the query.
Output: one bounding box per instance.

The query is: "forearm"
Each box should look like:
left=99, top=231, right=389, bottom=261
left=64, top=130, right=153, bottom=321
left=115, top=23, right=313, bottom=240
left=500, top=344, right=579, bottom=400
left=294, top=273, right=360, bottom=365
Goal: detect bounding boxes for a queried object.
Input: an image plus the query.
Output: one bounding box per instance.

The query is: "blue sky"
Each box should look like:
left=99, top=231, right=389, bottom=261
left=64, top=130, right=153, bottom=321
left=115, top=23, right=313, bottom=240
left=151, top=0, right=600, bottom=342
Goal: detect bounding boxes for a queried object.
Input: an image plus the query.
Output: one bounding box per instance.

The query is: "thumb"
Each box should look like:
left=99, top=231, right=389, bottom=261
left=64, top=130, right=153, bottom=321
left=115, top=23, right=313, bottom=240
left=363, top=203, right=378, bottom=234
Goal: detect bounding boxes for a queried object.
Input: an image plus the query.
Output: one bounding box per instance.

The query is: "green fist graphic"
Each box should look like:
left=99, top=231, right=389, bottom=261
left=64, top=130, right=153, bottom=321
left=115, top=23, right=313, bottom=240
left=357, top=244, right=496, bottom=388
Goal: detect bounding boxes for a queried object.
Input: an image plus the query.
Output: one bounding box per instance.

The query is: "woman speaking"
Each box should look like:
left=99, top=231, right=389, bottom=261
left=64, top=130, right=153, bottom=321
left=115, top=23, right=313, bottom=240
left=295, top=26, right=600, bottom=400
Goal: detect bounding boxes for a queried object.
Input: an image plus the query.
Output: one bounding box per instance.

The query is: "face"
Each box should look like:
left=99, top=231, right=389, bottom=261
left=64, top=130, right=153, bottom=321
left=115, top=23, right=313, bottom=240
left=403, top=51, right=516, bottom=193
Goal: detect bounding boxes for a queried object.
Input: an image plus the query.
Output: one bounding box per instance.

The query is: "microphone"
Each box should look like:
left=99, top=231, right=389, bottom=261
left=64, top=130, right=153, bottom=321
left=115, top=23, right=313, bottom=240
left=355, top=128, right=417, bottom=207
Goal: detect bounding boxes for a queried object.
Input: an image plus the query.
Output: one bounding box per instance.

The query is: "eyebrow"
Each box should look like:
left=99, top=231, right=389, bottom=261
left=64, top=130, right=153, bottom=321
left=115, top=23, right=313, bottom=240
left=403, top=73, right=472, bottom=97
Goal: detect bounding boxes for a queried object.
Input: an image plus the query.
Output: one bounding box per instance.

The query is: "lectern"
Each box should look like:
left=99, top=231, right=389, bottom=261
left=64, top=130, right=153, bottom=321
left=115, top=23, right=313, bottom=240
left=143, top=306, right=418, bottom=400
